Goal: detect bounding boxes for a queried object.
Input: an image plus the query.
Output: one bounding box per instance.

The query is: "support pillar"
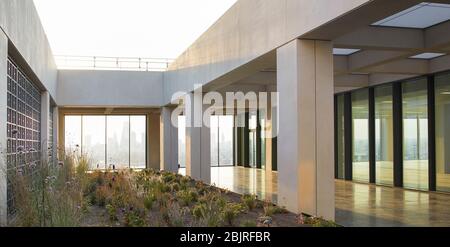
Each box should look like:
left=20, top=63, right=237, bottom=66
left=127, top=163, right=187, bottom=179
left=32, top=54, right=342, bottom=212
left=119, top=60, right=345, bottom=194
left=148, top=113, right=160, bottom=170
left=160, top=106, right=178, bottom=173
left=0, top=29, right=8, bottom=226
left=185, top=92, right=211, bottom=183
left=277, top=39, right=335, bottom=220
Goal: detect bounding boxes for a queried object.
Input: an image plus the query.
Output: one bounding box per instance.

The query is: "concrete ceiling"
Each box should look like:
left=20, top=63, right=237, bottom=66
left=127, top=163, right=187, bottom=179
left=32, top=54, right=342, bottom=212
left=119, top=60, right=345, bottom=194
left=211, top=1, right=450, bottom=94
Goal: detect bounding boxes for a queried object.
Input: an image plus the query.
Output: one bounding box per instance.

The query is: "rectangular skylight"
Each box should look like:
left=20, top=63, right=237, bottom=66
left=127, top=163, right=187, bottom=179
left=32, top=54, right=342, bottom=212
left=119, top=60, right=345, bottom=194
left=409, top=52, right=446, bottom=59
left=333, top=48, right=360, bottom=56
left=373, top=2, right=450, bottom=29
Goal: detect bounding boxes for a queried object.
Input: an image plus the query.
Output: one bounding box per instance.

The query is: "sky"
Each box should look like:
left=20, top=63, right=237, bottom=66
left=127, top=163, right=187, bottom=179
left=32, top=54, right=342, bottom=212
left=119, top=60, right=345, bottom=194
left=33, top=0, right=237, bottom=59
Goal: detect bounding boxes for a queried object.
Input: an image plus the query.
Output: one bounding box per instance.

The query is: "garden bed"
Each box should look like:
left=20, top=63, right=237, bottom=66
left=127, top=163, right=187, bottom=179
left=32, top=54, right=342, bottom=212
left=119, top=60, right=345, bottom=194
left=8, top=154, right=338, bottom=227
left=79, top=169, right=338, bottom=227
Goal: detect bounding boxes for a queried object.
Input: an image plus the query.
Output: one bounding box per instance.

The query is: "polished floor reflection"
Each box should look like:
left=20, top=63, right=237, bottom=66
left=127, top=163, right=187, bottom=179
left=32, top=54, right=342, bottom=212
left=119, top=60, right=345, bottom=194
left=179, top=166, right=450, bottom=227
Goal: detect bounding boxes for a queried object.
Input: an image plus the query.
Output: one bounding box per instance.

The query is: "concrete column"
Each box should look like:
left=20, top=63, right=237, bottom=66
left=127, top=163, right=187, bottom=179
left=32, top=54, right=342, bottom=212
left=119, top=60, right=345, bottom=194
left=185, top=92, right=211, bottom=183
left=277, top=39, right=335, bottom=220
left=41, top=91, right=50, bottom=163
left=148, top=113, right=160, bottom=170
left=0, top=29, right=8, bottom=226
left=160, top=106, right=178, bottom=173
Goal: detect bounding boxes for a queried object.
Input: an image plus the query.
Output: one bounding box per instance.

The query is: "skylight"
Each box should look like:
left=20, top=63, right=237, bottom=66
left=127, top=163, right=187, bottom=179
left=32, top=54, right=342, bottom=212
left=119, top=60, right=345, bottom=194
left=409, top=52, right=446, bottom=59
left=333, top=48, right=360, bottom=56
left=373, top=2, right=450, bottom=29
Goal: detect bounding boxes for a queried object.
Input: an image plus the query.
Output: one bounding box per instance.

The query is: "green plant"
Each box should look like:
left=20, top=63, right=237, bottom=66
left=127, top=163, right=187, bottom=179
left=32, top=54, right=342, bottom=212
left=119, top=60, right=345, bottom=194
left=241, top=194, right=258, bottom=210
left=144, top=193, right=156, bottom=210
left=176, top=189, right=198, bottom=206
left=221, top=207, right=238, bottom=226
left=124, top=210, right=146, bottom=227
left=304, top=216, right=340, bottom=227
left=105, top=204, right=118, bottom=222
left=240, top=220, right=257, bottom=227
left=263, top=202, right=288, bottom=217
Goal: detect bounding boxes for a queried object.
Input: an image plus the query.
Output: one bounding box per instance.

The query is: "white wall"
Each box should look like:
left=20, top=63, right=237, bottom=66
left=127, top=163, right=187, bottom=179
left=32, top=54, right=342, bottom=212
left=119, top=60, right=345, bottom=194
left=57, top=70, right=164, bottom=107
left=0, top=0, right=57, bottom=98
left=164, top=0, right=371, bottom=104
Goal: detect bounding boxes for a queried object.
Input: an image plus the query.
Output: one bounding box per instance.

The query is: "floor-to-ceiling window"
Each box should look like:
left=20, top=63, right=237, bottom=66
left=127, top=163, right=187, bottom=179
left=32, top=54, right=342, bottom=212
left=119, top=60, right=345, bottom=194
left=375, top=85, right=394, bottom=186
left=82, top=116, right=106, bottom=170
left=210, top=115, right=234, bottom=167
left=352, top=89, right=370, bottom=183
left=107, top=116, right=130, bottom=169
left=336, top=95, right=346, bottom=179
left=259, top=110, right=266, bottom=170
left=249, top=111, right=257, bottom=168
left=130, top=116, right=146, bottom=169
left=65, top=115, right=82, bottom=156
left=178, top=115, right=186, bottom=168
left=64, top=115, right=147, bottom=170
left=403, top=79, right=429, bottom=190
left=435, top=72, right=450, bottom=192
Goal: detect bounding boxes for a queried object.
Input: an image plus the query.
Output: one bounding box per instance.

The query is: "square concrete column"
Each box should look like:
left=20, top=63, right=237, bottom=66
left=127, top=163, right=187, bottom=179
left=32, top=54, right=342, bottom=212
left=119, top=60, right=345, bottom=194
left=277, top=39, right=335, bottom=220
left=0, top=30, right=8, bottom=226
left=185, top=92, right=211, bottom=184
left=160, top=106, right=178, bottom=173
left=148, top=113, right=160, bottom=170
left=41, top=91, right=51, bottom=163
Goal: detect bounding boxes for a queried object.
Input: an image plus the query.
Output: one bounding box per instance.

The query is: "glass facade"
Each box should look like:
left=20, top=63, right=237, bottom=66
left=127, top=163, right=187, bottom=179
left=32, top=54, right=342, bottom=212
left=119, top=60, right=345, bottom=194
left=435, top=72, right=450, bottom=192
left=249, top=111, right=257, bottom=168
left=402, top=79, right=428, bottom=191
left=335, top=73, right=450, bottom=192
left=178, top=115, right=186, bottom=168
left=352, top=89, right=370, bottom=183
left=64, top=115, right=147, bottom=170
left=82, top=116, right=106, bottom=170
left=375, top=85, right=394, bottom=186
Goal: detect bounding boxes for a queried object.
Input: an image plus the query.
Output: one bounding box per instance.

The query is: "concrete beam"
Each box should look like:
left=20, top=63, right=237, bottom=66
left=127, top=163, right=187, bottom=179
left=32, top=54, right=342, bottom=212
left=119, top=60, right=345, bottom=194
left=334, top=74, right=369, bottom=88
left=334, top=26, right=424, bottom=51
left=361, top=59, right=429, bottom=75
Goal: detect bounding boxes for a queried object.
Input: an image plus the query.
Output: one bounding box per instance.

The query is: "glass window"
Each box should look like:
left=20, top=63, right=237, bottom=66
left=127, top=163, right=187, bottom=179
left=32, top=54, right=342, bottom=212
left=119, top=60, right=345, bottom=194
left=435, top=73, right=450, bottom=192
left=130, top=116, right=146, bottom=169
left=352, top=89, right=370, bottom=183
left=82, top=116, right=106, bottom=170
left=336, top=95, right=345, bottom=179
left=178, top=115, right=186, bottom=168
left=64, top=115, right=82, bottom=156
left=219, top=115, right=234, bottom=166
left=210, top=115, right=234, bottom=167
left=259, top=110, right=266, bottom=170
left=107, top=116, right=130, bottom=170
left=210, top=116, right=219, bottom=167
left=64, top=115, right=147, bottom=170
left=249, top=111, right=257, bottom=168
left=403, top=78, right=428, bottom=190
left=375, top=85, right=394, bottom=186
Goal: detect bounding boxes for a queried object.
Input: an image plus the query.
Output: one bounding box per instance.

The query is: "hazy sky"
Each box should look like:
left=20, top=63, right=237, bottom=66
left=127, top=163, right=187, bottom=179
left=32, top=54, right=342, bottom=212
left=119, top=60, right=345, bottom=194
left=33, top=0, right=237, bottom=59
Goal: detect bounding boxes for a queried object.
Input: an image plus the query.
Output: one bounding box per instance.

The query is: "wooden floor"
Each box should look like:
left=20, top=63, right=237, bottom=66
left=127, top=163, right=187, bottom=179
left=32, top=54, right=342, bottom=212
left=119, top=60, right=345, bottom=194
left=180, top=166, right=450, bottom=227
